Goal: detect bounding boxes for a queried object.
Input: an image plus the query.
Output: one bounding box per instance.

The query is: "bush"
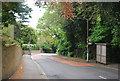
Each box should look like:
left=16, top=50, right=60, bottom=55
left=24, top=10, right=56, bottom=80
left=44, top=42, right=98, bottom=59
left=39, top=44, right=54, bottom=53
left=22, top=44, right=39, bottom=50
left=68, top=52, right=74, bottom=57
left=2, top=36, right=19, bottom=47
left=82, top=51, right=87, bottom=59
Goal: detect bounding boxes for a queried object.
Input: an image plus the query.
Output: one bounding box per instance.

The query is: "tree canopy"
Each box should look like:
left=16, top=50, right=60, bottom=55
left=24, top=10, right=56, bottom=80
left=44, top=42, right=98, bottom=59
left=2, top=2, right=32, bottom=26
left=14, top=23, right=38, bottom=45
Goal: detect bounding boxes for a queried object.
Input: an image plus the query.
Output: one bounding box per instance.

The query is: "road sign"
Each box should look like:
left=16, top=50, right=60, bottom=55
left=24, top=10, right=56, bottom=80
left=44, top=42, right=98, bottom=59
left=87, top=39, right=92, bottom=45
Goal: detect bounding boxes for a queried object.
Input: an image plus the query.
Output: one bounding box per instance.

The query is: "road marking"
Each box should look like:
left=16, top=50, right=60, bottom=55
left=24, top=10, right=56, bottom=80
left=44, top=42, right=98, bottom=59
left=99, top=76, right=107, bottom=79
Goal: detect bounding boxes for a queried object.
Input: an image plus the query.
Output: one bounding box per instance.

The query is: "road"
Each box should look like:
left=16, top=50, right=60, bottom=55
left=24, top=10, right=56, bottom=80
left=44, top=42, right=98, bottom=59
left=31, top=53, right=118, bottom=79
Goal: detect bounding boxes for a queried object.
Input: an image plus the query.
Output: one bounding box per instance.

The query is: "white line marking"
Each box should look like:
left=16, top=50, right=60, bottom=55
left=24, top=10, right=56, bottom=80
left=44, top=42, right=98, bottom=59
left=99, top=76, right=107, bottom=79
left=31, top=55, right=48, bottom=79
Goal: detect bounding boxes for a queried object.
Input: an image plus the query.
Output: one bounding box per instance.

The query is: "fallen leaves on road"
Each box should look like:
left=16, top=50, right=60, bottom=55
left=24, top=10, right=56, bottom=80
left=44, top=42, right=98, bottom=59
left=50, top=57, right=94, bottom=66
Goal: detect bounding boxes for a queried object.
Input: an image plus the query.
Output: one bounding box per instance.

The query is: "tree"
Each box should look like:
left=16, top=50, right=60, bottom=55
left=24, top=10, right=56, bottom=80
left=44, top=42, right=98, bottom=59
left=76, top=2, right=120, bottom=46
left=2, top=2, right=32, bottom=26
left=37, top=8, right=71, bottom=53
left=36, top=2, right=120, bottom=62
left=14, top=23, right=38, bottom=45
left=76, top=2, right=120, bottom=61
left=35, top=1, right=77, bottom=20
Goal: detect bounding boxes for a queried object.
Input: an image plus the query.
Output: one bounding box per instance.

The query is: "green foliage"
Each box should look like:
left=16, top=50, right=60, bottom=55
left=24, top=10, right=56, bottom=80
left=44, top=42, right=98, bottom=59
left=22, top=44, right=39, bottom=50
left=76, top=2, right=120, bottom=61
left=68, top=52, right=74, bottom=57
left=2, top=25, right=19, bottom=46
left=37, top=8, right=70, bottom=53
left=111, top=25, right=120, bottom=46
left=56, top=38, right=70, bottom=55
left=14, top=23, right=38, bottom=46
left=90, top=25, right=111, bottom=43
left=2, top=2, right=32, bottom=26
left=2, top=37, right=19, bottom=46
left=90, top=15, right=111, bottom=43
left=40, top=44, right=53, bottom=53
left=2, top=2, right=33, bottom=47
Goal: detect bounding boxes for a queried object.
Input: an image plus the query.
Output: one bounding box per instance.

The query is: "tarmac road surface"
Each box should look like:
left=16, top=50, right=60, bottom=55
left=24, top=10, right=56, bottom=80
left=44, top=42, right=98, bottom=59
left=31, top=53, right=118, bottom=79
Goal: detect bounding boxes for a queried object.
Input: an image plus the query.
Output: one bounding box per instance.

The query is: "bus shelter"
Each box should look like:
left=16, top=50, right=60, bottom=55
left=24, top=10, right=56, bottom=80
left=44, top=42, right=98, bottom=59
left=95, top=43, right=107, bottom=64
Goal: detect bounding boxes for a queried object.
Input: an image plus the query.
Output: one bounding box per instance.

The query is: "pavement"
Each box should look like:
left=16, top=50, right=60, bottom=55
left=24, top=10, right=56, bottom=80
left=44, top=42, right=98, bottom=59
left=10, top=55, right=47, bottom=79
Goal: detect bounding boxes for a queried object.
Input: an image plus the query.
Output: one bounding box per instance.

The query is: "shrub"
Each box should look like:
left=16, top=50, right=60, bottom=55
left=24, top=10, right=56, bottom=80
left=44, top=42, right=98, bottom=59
left=22, top=44, right=39, bottom=50
left=39, top=44, right=54, bottom=53
left=68, top=52, right=74, bottom=57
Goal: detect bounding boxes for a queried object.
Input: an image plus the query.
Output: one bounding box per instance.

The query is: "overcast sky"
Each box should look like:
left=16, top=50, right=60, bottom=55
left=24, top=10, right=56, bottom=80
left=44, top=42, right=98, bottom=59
left=24, top=0, right=46, bottom=29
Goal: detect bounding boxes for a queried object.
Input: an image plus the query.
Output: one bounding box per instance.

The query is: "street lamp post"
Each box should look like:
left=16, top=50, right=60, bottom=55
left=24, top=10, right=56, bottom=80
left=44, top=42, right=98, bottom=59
left=86, top=13, right=94, bottom=62
left=86, top=19, right=89, bottom=62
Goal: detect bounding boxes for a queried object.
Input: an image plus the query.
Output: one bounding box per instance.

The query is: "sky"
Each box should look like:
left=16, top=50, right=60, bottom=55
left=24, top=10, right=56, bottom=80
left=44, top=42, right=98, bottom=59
left=24, top=0, right=46, bottom=29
